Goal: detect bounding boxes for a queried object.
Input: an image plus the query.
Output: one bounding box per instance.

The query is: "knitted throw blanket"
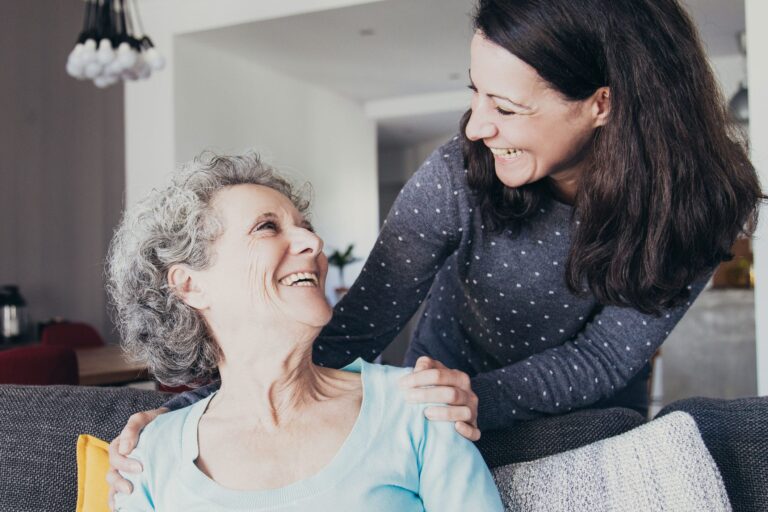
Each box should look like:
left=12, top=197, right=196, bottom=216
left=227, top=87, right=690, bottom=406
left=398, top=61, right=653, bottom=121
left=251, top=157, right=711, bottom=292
left=493, top=412, right=731, bottom=511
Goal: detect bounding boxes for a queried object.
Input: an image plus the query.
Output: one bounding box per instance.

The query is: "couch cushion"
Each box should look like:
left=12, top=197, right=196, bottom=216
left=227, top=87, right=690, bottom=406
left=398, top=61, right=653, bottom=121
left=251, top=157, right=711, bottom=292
left=476, top=406, right=646, bottom=468
left=657, top=396, right=768, bottom=512
left=76, top=434, right=111, bottom=512
left=0, top=384, right=169, bottom=512
left=492, top=411, right=731, bottom=511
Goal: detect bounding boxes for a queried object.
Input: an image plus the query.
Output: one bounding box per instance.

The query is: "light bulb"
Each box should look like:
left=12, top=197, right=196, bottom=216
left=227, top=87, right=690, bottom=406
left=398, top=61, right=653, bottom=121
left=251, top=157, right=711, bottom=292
left=67, top=43, right=84, bottom=65
left=66, top=44, right=86, bottom=78
left=104, top=59, right=124, bottom=77
left=81, top=39, right=97, bottom=64
left=128, top=53, right=152, bottom=80
left=121, top=68, right=139, bottom=81
left=66, top=58, right=86, bottom=79
left=97, top=38, right=115, bottom=65
left=137, top=59, right=152, bottom=79
left=94, top=75, right=118, bottom=88
left=144, top=47, right=166, bottom=71
left=116, top=42, right=137, bottom=69
left=84, top=61, right=103, bottom=79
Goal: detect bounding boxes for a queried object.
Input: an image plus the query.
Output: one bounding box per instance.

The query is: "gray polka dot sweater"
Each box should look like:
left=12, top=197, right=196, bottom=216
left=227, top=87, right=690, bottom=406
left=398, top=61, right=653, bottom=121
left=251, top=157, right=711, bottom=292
left=312, top=136, right=707, bottom=430
left=165, top=136, right=706, bottom=431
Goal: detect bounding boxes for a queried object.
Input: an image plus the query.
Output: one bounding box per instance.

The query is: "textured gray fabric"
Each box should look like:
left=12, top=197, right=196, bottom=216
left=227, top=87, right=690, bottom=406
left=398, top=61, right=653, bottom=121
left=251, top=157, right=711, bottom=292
left=492, top=412, right=731, bottom=512
left=476, top=406, right=645, bottom=468
left=657, top=397, right=768, bottom=512
left=0, top=384, right=169, bottom=512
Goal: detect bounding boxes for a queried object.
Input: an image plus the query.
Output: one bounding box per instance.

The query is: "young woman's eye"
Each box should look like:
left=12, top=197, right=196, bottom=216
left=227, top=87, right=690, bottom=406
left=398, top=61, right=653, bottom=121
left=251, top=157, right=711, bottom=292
left=467, top=84, right=478, bottom=93
left=495, top=106, right=516, bottom=116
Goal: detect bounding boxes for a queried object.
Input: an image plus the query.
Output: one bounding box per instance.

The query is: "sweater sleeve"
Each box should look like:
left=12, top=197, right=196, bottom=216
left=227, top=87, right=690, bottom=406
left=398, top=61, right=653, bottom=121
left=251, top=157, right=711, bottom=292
left=313, top=147, right=463, bottom=368
left=471, top=277, right=710, bottom=431
left=161, top=381, right=220, bottom=411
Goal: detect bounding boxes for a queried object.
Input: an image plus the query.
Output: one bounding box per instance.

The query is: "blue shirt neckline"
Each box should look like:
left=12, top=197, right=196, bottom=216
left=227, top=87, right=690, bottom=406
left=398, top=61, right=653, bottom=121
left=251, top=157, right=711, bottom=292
left=178, top=358, right=381, bottom=508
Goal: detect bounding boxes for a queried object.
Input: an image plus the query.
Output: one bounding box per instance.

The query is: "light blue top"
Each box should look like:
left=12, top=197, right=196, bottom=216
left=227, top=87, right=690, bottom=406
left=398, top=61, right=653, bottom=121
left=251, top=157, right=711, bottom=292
left=115, top=359, right=503, bottom=511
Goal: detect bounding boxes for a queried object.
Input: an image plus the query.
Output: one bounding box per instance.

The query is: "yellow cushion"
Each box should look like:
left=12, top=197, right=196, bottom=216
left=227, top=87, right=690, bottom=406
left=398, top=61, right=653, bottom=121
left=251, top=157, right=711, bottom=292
left=76, top=434, right=111, bottom=512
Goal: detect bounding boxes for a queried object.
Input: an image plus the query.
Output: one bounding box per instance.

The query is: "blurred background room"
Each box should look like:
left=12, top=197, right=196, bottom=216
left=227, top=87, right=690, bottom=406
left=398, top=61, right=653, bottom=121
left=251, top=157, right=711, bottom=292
left=1, top=0, right=766, bottom=410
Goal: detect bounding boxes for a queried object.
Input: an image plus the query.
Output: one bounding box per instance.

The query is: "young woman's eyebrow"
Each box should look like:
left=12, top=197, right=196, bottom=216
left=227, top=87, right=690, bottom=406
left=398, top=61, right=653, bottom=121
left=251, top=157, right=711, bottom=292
left=468, top=70, right=533, bottom=112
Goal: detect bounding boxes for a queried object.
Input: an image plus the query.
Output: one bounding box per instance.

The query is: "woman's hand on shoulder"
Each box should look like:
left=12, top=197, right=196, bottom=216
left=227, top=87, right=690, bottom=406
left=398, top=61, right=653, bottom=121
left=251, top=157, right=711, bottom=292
left=106, top=407, right=168, bottom=511
left=399, top=357, right=481, bottom=441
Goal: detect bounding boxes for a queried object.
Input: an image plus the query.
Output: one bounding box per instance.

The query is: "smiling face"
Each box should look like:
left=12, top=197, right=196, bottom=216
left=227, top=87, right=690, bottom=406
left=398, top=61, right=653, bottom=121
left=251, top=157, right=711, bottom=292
left=188, top=184, right=332, bottom=338
left=465, top=32, right=609, bottom=200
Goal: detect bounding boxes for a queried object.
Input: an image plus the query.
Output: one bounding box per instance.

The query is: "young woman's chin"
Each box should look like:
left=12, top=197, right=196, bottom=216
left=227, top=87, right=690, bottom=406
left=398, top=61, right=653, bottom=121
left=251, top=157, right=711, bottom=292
left=493, top=153, right=537, bottom=188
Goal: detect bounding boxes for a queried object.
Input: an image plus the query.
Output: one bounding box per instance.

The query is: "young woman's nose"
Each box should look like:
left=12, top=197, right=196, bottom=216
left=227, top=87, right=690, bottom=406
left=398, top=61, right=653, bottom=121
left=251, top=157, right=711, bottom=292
left=289, top=227, right=323, bottom=256
left=465, top=101, right=498, bottom=141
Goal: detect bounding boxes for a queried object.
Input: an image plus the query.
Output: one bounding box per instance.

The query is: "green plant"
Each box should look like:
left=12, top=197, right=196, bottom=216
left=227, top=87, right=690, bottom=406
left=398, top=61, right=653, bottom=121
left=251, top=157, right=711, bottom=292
left=327, top=244, right=360, bottom=288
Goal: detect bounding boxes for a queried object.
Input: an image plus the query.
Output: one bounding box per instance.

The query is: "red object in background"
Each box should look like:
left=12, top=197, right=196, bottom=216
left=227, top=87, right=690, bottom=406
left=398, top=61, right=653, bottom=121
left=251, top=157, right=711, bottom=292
left=41, top=322, right=104, bottom=349
left=0, top=346, right=79, bottom=385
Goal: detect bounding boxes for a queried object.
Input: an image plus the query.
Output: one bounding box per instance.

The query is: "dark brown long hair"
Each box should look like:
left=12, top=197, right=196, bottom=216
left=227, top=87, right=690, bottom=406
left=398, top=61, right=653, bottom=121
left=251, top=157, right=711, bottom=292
left=463, top=0, right=764, bottom=314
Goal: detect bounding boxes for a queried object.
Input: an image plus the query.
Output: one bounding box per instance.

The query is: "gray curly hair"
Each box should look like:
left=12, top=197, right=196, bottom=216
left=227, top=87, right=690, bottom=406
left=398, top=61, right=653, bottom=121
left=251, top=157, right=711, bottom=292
left=106, top=151, right=311, bottom=386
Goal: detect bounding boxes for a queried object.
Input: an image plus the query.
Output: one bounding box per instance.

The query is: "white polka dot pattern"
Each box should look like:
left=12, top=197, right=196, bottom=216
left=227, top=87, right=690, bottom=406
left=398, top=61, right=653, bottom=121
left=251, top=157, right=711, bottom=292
left=312, top=136, right=710, bottom=431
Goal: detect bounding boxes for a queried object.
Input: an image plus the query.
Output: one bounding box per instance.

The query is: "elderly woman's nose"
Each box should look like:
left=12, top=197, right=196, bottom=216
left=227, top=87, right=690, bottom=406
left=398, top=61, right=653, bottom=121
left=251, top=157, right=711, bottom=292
left=465, top=105, right=498, bottom=141
left=289, top=227, right=323, bottom=255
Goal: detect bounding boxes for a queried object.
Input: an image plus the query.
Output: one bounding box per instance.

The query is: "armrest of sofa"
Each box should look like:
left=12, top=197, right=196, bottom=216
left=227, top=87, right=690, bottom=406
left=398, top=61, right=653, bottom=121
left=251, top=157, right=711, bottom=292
left=476, top=406, right=646, bottom=468
left=657, top=396, right=768, bottom=512
left=492, top=411, right=730, bottom=511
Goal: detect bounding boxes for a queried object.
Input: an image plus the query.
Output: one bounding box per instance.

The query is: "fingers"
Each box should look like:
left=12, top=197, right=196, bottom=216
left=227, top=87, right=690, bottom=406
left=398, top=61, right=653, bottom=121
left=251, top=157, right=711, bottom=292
left=108, top=437, right=142, bottom=473
left=118, top=407, right=167, bottom=455
left=401, top=367, right=471, bottom=390
left=105, top=467, right=134, bottom=500
left=413, top=356, right=436, bottom=372
left=413, top=356, right=447, bottom=373
left=106, top=407, right=167, bottom=508
left=425, top=405, right=474, bottom=423
left=406, top=385, right=471, bottom=406
left=455, top=421, right=482, bottom=442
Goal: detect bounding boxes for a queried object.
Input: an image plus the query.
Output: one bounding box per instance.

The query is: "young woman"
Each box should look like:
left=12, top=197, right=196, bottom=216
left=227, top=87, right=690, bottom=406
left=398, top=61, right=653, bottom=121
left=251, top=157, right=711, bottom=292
left=313, top=0, right=762, bottom=430
left=108, top=0, right=763, bottom=502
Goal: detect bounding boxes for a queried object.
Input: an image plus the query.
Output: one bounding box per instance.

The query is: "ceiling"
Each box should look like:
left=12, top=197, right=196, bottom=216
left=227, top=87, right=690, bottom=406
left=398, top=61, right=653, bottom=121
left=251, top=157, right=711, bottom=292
left=185, top=0, right=746, bottom=148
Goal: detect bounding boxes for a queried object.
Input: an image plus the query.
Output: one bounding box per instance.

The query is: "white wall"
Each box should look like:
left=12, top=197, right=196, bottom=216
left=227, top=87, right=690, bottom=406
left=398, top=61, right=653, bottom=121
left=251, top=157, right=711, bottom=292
left=126, top=0, right=383, bottom=207
left=746, top=0, right=768, bottom=395
left=174, top=37, right=377, bottom=293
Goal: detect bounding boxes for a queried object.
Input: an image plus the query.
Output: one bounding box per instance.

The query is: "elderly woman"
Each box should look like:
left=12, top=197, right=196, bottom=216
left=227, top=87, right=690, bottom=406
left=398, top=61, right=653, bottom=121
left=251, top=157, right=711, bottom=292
left=107, top=152, right=502, bottom=511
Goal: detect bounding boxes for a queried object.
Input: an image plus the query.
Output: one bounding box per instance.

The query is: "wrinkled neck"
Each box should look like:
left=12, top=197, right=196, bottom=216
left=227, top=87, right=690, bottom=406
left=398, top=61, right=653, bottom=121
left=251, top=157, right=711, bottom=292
left=210, top=339, right=341, bottom=430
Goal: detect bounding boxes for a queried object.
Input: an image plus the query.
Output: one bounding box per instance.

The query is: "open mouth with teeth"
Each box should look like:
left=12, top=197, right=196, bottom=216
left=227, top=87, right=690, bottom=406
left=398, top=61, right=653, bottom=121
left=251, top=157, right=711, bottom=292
left=278, top=272, right=319, bottom=288
left=489, top=147, right=524, bottom=159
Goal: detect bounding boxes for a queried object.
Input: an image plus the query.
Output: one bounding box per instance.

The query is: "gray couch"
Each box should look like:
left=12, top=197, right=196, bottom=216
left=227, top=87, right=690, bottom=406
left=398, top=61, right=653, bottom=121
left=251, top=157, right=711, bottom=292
left=0, top=384, right=765, bottom=511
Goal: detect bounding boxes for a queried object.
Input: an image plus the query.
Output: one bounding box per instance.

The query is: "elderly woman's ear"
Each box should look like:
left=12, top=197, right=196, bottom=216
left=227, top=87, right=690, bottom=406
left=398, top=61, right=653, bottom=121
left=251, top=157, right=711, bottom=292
left=167, top=264, right=209, bottom=310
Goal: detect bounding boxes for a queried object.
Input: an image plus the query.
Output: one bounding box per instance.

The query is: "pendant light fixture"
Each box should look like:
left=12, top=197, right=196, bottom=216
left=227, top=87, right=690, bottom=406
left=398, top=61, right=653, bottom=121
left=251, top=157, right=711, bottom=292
left=66, top=0, right=165, bottom=88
